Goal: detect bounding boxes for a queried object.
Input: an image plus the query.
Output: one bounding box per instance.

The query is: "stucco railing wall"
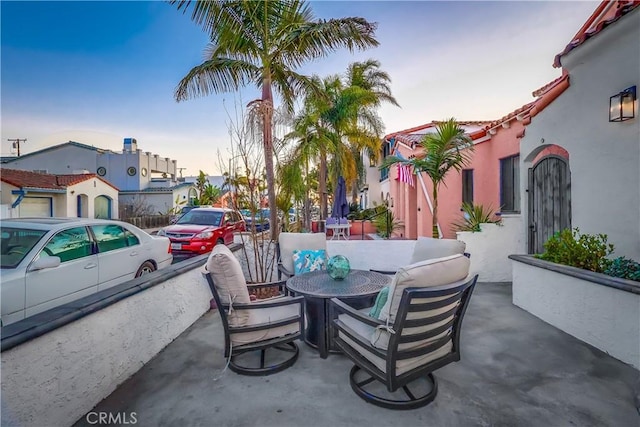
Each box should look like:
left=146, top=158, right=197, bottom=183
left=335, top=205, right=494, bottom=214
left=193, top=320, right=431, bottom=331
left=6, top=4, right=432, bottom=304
left=511, top=255, right=640, bottom=369
left=456, top=215, right=525, bottom=282
left=1, top=256, right=212, bottom=427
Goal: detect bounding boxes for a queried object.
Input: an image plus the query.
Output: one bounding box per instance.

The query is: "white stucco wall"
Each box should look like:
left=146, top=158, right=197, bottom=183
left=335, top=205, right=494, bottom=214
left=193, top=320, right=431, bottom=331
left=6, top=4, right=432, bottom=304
left=512, top=260, right=640, bottom=369
left=456, top=215, right=525, bottom=282
left=66, top=178, right=120, bottom=219
left=0, top=267, right=212, bottom=427
left=4, top=145, right=99, bottom=175
left=519, top=10, right=640, bottom=260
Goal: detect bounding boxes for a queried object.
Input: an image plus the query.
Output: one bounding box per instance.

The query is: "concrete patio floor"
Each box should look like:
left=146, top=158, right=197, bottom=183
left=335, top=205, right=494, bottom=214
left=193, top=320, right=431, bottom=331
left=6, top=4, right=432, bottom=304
left=74, top=283, right=639, bottom=427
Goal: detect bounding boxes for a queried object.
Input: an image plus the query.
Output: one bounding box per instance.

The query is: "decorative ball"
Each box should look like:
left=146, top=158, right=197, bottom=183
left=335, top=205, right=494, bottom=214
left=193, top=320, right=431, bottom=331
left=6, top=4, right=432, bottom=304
left=327, top=255, right=350, bottom=280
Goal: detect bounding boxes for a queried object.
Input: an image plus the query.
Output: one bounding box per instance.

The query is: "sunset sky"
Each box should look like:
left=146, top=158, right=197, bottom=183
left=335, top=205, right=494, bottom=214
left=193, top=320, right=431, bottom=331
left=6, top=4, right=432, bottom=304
left=1, top=1, right=598, bottom=176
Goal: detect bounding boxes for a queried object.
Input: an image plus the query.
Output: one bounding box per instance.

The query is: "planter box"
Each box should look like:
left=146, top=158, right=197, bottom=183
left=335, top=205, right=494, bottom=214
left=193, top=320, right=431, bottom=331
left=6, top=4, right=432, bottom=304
left=349, top=220, right=376, bottom=236
left=510, top=255, right=640, bottom=369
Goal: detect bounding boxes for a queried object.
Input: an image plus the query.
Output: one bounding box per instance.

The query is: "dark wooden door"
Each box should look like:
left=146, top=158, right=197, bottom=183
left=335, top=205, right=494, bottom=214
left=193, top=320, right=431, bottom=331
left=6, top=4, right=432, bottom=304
left=528, top=155, right=571, bottom=254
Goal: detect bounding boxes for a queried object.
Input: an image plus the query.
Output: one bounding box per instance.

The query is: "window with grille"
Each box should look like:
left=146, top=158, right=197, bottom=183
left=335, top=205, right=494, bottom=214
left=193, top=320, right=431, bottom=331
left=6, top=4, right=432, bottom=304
left=500, top=155, right=520, bottom=212
left=462, top=169, right=473, bottom=205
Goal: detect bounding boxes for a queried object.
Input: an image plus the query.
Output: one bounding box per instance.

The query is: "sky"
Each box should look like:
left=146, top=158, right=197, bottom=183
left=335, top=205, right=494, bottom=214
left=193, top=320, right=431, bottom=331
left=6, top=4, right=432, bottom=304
left=1, top=0, right=600, bottom=177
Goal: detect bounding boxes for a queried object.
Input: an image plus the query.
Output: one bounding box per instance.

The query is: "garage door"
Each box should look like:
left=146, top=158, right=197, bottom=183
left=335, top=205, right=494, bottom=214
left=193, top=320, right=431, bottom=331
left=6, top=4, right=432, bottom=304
left=19, top=197, right=52, bottom=217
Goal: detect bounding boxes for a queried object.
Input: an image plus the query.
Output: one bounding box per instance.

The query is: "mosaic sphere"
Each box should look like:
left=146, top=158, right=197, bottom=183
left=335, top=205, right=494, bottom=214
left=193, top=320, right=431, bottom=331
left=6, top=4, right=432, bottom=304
left=327, top=255, right=351, bottom=280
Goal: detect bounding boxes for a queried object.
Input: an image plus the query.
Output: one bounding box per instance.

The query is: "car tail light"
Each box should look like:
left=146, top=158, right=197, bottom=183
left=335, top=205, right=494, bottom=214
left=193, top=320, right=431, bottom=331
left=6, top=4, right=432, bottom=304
left=168, top=242, right=172, bottom=254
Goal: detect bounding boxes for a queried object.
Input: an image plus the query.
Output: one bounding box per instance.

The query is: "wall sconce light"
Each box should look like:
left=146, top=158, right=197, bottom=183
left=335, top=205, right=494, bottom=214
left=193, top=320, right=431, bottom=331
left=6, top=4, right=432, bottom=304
left=609, top=86, right=636, bottom=122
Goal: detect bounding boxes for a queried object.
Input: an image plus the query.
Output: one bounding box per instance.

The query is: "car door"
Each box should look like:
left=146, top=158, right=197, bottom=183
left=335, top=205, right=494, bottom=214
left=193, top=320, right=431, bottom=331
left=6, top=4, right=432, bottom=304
left=25, top=226, right=98, bottom=317
left=223, top=212, right=235, bottom=244
left=91, top=224, right=140, bottom=290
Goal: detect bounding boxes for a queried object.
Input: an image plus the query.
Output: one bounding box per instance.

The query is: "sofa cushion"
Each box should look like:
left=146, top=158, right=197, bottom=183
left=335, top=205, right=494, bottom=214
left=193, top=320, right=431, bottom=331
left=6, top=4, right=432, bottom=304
left=409, top=237, right=466, bottom=264
left=206, top=244, right=250, bottom=326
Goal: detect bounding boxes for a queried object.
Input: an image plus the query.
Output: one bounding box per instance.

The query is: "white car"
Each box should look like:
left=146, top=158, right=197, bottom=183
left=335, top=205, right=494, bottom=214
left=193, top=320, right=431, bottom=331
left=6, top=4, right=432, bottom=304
left=0, top=218, right=173, bottom=326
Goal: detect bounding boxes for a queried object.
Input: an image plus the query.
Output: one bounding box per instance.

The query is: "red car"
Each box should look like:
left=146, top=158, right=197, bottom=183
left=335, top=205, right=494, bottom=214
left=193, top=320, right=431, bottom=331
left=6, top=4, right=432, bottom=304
left=157, top=207, right=245, bottom=255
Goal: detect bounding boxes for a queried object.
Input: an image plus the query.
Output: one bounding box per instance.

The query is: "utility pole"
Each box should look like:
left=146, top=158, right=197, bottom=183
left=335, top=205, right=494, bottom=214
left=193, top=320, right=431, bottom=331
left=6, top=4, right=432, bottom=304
left=7, top=138, right=27, bottom=156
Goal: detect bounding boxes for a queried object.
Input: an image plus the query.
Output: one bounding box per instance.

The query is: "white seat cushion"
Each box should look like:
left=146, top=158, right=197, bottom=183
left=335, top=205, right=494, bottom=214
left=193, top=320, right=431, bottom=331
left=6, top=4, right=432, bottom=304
left=230, top=296, right=301, bottom=345
left=279, top=232, right=327, bottom=274
left=409, top=237, right=466, bottom=264
left=206, top=244, right=250, bottom=326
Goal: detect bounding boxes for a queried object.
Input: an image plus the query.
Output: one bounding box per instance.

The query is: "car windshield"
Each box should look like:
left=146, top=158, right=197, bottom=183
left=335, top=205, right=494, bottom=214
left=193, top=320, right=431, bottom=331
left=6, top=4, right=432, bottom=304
left=1, top=228, right=48, bottom=268
left=176, top=211, right=223, bottom=226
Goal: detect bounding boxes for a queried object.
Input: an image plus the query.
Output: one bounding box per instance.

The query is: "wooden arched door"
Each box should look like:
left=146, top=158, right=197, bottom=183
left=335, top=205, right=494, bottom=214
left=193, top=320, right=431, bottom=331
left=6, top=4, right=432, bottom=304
left=528, top=155, right=571, bottom=254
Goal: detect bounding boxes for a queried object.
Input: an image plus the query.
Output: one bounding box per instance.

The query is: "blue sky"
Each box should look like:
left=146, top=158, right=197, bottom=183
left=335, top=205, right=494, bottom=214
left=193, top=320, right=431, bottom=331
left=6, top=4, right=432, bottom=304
left=1, top=1, right=599, bottom=176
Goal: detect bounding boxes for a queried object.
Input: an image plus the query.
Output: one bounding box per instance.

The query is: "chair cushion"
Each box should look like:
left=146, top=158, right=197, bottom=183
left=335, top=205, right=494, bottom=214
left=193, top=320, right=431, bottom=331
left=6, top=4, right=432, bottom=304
left=230, top=297, right=301, bottom=345
left=368, top=287, right=389, bottom=319
left=206, top=244, right=250, bottom=326
left=409, top=237, right=466, bottom=264
left=293, top=249, right=327, bottom=274
left=379, top=254, right=470, bottom=323
left=278, top=232, right=327, bottom=275
left=338, top=313, right=453, bottom=375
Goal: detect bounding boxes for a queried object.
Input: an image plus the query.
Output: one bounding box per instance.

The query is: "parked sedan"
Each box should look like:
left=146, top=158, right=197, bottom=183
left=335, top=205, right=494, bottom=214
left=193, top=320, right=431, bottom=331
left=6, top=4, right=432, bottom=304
left=157, top=207, right=245, bottom=255
left=0, top=218, right=173, bottom=326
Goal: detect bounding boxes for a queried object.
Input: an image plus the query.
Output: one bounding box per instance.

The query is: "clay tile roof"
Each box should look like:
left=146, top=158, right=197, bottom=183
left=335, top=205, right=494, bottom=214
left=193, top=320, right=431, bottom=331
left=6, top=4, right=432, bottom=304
left=0, top=168, right=63, bottom=190
left=554, top=1, right=639, bottom=68
left=484, top=101, right=537, bottom=130
left=1, top=168, right=120, bottom=191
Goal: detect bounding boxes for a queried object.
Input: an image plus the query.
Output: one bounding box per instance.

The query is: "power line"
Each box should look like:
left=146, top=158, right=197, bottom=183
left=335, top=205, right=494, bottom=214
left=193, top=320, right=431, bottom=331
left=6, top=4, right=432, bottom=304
left=7, top=138, right=27, bottom=156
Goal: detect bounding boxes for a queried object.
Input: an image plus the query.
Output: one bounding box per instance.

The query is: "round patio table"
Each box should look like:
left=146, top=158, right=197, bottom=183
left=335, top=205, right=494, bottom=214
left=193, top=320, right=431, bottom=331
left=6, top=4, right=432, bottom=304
left=286, top=269, right=391, bottom=358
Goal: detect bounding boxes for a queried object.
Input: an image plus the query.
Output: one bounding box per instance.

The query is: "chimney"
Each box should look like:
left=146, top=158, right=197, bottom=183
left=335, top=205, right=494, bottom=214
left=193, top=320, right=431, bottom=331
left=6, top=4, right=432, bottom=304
left=123, top=137, right=137, bottom=153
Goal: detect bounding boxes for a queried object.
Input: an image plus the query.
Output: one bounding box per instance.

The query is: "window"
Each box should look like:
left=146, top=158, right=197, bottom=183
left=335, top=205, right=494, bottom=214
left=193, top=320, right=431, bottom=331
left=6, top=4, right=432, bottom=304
left=380, top=140, right=391, bottom=181
left=91, top=225, right=138, bottom=253
left=1, top=228, right=47, bottom=268
left=500, top=155, right=520, bottom=212
left=462, top=169, right=474, bottom=205
left=42, top=227, right=93, bottom=263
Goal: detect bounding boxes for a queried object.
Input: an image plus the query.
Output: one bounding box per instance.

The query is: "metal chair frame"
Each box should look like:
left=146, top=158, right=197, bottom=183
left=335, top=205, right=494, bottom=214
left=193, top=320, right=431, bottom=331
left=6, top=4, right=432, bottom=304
left=330, top=275, right=478, bottom=409
left=203, top=271, right=304, bottom=376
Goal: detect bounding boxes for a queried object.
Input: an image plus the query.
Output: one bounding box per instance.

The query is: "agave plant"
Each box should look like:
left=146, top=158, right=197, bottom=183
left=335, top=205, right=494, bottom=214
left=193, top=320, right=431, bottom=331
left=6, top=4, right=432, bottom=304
left=452, top=203, right=502, bottom=232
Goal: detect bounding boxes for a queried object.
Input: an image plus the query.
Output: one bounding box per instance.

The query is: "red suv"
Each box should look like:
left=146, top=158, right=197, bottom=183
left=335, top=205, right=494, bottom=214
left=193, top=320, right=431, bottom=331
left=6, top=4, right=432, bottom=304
left=157, top=207, right=245, bottom=255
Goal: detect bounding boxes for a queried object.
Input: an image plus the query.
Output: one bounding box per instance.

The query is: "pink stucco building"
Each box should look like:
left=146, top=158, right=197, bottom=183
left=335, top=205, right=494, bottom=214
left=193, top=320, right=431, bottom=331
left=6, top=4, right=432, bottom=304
left=383, top=102, right=539, bottom=239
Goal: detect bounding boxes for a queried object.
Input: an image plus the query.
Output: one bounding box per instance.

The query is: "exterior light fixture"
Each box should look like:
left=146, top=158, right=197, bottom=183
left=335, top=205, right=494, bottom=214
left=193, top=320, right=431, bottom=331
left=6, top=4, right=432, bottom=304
left=609, top=86, right=636, bottom=122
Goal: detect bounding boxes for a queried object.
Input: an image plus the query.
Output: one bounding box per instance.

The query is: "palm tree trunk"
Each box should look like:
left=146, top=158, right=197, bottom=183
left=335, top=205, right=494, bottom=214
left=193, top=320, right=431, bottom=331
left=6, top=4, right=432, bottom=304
left=261, top=81, right=278, bottom=241
left=432, top=184, right=439, bottom=238
left=319, top=148, right=328, bottom=220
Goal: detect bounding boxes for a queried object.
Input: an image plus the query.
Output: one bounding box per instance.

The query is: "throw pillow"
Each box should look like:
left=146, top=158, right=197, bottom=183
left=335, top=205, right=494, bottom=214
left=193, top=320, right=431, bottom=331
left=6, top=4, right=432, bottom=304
left=368, top=286, right=389, bottom=319
left=293, top=249, right=327, bottom=275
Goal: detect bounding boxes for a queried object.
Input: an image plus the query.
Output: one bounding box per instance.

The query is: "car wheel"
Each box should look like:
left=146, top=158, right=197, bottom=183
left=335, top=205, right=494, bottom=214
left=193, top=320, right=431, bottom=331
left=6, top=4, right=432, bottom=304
left=135, top=261, right=156, bottom=277
left=216, top=238, right=224, bottom=246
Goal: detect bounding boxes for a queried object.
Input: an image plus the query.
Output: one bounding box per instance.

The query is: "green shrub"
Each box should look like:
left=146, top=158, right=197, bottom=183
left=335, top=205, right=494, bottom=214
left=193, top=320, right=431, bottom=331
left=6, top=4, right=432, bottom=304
left=452, top=203, right=501, bottom=232
left=604, top=257, right=640, bottom=282
left=372, top=209, right=403, bottom=238
left=536, top=228, right=614, bottom=273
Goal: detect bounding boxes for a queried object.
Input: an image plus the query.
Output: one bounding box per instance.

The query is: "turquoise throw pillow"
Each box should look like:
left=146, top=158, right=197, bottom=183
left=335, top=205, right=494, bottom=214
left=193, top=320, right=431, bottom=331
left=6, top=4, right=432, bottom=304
left=369, top=286, right=390, bottom=319
left=293, top=249, right=327, bottom=275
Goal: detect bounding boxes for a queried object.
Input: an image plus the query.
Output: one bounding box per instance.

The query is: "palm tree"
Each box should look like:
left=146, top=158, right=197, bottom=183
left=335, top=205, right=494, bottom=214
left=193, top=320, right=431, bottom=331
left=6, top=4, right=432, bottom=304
left=381, top=118, right=474, bottom=238
left=170, top=0, right=378, bottom=239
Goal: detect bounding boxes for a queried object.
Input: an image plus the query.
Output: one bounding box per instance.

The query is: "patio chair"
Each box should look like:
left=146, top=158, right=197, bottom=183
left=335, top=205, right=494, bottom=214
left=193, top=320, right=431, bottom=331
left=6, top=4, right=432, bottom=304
left=330, top=254, right=477, bottom=409
left=203, top=244, right=304, bottom=376
left=371, top=237, right=468, bottom=275
left=276, top=232, right=327, bottom=280
left=339, top=217, right=350, bottom=237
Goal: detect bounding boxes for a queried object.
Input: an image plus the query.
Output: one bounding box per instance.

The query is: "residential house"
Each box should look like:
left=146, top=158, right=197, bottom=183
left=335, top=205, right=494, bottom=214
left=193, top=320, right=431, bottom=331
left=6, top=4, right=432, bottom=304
left=518, top=0, right=639, bottom=259
left=0, top=168, right=119, bottom=219
left=380, top=116, right=532, bottom=239
left=2, top=138, right=197, bottom=217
